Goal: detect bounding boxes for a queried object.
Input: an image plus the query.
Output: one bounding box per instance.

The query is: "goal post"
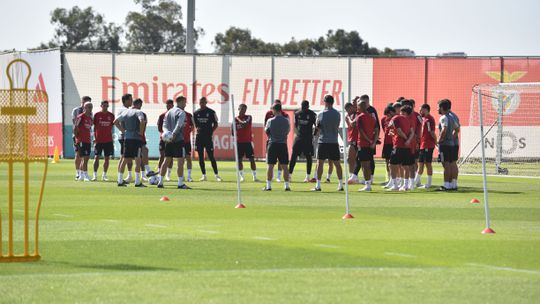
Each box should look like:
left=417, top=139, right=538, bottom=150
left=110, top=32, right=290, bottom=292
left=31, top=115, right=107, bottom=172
left=459, top=83, right=540, bottom=177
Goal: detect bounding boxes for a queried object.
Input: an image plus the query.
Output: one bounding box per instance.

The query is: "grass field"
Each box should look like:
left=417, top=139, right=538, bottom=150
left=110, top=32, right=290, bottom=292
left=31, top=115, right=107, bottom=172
left=1, top=160, right=539, bottom=303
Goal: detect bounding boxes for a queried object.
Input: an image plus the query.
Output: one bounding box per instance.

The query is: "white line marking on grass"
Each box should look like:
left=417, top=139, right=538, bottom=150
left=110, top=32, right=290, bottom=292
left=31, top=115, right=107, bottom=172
left=384, top=252, right=417, bottom=258
left=103, top=219, right=120, bottom=223
left=197, top=230, right=220, bottom=234
left=253, top=236, right=275, bottom=241
left=315, top=244, right=340, bottom=249
left=145, top=224, right=168, bottom=228
left=53, top=213, right=73, bottom=218
left=465, top=263, right=540, bottom=275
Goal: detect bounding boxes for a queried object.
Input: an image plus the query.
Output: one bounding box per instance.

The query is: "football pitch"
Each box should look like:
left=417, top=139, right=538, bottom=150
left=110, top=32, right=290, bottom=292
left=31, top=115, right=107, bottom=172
left=1, top=160, right=539, bottom=303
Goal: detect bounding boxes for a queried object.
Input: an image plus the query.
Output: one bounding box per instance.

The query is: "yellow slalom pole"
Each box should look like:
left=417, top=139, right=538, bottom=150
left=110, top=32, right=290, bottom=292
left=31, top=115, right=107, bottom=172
left=8, top=161, right=14, bottom=257
left=34, top=160, right=47, bottom=258
left=24, top=161, right=29, bottom=256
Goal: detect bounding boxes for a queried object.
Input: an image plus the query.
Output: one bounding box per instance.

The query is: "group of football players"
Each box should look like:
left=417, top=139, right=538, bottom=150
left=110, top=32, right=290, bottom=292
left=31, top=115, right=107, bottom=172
left=72, top=93, right=460, bottom=191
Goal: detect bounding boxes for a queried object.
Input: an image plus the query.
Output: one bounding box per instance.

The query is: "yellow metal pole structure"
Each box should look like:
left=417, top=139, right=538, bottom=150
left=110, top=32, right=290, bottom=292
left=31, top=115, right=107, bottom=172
left=0, top=58, right=47, bottom=262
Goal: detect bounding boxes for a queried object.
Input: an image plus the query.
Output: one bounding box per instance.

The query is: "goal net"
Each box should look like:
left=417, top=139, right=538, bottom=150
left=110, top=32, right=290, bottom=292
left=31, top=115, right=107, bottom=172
left=459, top=83, right=540, bottom=177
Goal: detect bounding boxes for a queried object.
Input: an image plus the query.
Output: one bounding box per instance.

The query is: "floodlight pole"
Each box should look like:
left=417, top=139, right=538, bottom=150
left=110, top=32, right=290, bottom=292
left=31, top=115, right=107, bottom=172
left=478, top=89, right=494, bottom=234
left=186, top=0, right=195, bottom=54
left=340, top=92, right=353, bottom=219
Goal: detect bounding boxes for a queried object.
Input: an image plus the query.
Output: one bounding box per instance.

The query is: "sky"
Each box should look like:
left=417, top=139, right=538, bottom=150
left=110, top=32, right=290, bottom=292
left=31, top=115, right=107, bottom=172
left=1, top=0, right=540, bottom=56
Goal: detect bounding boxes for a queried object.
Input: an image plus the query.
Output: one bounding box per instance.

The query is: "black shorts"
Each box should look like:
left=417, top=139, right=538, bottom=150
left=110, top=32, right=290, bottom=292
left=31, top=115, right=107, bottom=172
left=409, top=149, right=418, bottom=164
left=124, top=139, right=142, bottom=158
left=292, top=138, right=314, bottom=157
left=390, top=147, right=413, bottom=166
left=196, top=136, right=214, bottom=152
left=238, top=142, right=254, bottom=159
left=119, top=139, right=125, bottom=156
left=165, top=141, right=185, bottom=158
left=317, top=143, right=340, bottom=161
left=382, top=144, right=393, bottom=159
left=418, top=148, right=434, bottom=163
left=77, top=142, right=91, bottom=157
left=267, top=143, right=289, bottom=165
left=94, top=142, right=114, bottom=157
left=184, top=142, right=192, bottom=155
left=440, top=145, right=457, bottom=163
left=357, top=147, right=374, bottom=162
left=452, top=145, right=459, bottom=162
left=159, top=140, right=166, bottom=152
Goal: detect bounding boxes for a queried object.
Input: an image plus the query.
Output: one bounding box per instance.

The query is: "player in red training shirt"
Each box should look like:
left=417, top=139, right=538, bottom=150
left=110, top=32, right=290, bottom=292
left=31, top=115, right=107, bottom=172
left=234, top=104, right=258, bottom=182
left=92, top=100, right=114, bottom=181
left=381, top=105, right=397, bottom=188
left=74, top=102, right=93, bottom=182
left=387, top=105, right=414, bottom=191
left=355, top=100, right=377, bottom=191
left=401, top=99, right=422, bottom=189
left=416, top=103, right=437, bottom=188
left=345, top=102, right=360, bottom=184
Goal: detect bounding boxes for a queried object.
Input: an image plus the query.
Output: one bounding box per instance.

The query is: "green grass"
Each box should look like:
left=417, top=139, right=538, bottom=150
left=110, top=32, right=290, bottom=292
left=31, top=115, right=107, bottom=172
left=1, top=160, right=539, bottom=303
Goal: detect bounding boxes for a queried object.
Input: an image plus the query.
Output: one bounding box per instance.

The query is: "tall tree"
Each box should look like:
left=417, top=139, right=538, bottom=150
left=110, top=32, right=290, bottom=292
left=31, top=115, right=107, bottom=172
left=213, top=27, right=281, bottom=55
left=214, top=27, right=397, bottom=56
left=322, top=29, right=379, bottom=55
left=125, top=0, right=202, bottom=52
left=37, top=6, right=122, bottom=51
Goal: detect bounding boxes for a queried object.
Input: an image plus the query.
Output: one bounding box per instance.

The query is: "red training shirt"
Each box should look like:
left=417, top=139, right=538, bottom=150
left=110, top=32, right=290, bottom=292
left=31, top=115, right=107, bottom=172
left=183, top=111, right=193, bottom=141
left=346, top=112, right=358, bottom=143
left=93, top=111, right=114, bottom=143
left=356, top=112, right=376, bottom=148
left=75, top=113, right=93, bottom=144
left=389, top=115, right=411, bottom=149
left=420, top=114, right=436, bottom=149
left=157, top=111, right=167, bottom=134
left=381, top=116, right=393, bottom=145
left=235, top=115, right=253, bottom=143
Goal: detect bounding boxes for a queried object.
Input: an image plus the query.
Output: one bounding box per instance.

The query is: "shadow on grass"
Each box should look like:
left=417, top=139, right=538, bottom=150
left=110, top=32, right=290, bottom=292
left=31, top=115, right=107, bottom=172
left=76, top=263, right=175, bottom=272
left=35, top=238, right=431, bottom=275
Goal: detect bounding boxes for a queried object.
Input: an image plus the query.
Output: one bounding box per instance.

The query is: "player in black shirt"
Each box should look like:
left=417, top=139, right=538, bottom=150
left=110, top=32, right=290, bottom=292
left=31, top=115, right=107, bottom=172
left=194, top=97, right=222, bottom=181
left=288, top=100, right=317, bottom=182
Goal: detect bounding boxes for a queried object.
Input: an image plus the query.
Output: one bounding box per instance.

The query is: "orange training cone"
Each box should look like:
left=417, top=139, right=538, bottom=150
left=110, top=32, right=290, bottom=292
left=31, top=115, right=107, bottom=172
left=235, top=203, right=246, bottom=209
left=160, top=196, right=170, bottom=202
left=342, top=213, right=354, bottom=219
left=470, top=198, right=480, bottom=204
left=482, top=227, right=496, bottom=234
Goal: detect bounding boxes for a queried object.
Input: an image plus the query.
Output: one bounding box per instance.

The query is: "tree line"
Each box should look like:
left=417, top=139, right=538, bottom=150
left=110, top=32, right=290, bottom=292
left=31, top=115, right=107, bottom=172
left=35, top=0, right=400, bottom=56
